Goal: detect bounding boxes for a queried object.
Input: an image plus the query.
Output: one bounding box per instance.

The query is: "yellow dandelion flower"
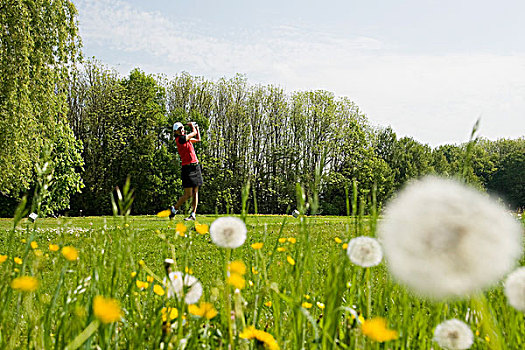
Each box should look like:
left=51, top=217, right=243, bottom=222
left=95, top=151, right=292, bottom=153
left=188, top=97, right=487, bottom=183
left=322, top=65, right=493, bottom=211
left=21, top=239, right=26, bottom=243
left=131, top=271, right=137, bottom=278
left=176, top=222, right=187, bottom=236
left=34, top=249, right=43, bottom=257
left=302, top=302, right=312, bottom=309
left=248, top=280, right=254, bottom=287
left=485, top=336, right=490, bottom=342
left=475, top=330, right=480, bottom=336
left=146, top=275, right=154, bottom=283
left=188, top=302, right=218, bottom=319
left=316, top=302, right=325, bottom=309
left=286, top=256, right=295, bottom=266
left=287, top=237, right=296, bottom=244
left=157, top=209, right=172, bottom=217
left=264, top=301, right=273, bottom=307
left=93, top=295, right=122, bottom=324
left=334, top=237, right=343, bottom=244
left=14, top=257, right=22, bottom=265
left=240, top=326, right=280, bottom=350
left=304, top=294, right=311, bottom=300
left=251, top=242, right=263, bottom=250
left=361, top=317, right=398, bottom=342
left=124, top=223, right=129, bottom=228
left=195, top=223, right=209, bottom=234
left=277, top=247, right=286, bottom=252
left=0, top=255, right=7, bottom=263
left=251, top=266, right=259, bottom=275
left=228, top=260, right=247, bottom=275
left=358, top=314, right=365, bottom=324
left=49, top=244, right=59, bottom=252
left=184, top=266, right=193, bottom=274
left=30, top=241, right=38, bottom=249
left=138, top=260, right=145, bottom=266
left=153, top=284, right=165, bottom=296
left=61, top=246, right=78, bottom=261
left=10, top=276, right=39, bottom=292
left=342, top=243, right=348, bottom=250
left=161, top=307, right=178, bottom=322
left=136, top=280, right=149, bottom=289
left=278, top=237, right=286, bottom=243
left=227, top=273, right=246, bottom=289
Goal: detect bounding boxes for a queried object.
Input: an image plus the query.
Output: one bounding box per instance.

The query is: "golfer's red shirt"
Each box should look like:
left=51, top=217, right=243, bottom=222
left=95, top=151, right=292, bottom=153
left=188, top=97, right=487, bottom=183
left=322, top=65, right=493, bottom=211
left=176, top=135, right=198, bottom=166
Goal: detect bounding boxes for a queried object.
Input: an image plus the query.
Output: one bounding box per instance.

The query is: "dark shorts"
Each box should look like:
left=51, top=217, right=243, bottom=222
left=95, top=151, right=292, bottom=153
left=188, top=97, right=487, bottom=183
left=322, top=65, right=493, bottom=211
left=181, top=163, right=203, bottom=188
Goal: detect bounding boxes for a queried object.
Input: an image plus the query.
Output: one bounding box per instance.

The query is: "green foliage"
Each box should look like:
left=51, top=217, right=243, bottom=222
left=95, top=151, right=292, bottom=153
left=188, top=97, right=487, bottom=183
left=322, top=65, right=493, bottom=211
left=0, top=0, right=83, bottom=215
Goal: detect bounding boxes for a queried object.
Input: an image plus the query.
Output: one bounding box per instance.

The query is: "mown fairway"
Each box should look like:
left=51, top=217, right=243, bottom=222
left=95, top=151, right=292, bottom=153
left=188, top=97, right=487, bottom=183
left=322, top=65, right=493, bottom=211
left=1, top=214, right=524, bottom=349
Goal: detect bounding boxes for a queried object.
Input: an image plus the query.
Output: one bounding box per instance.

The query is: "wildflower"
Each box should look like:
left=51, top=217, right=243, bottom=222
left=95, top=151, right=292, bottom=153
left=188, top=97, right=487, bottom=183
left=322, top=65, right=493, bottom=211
left=302, top=302, right=312, bottom=309
left=304, top=294, right=310, bottom=299
left=251, top=266, right=259, bottom=275
left=164, top=271, right=203, bottom=304
left=21, top=239, right=26, bottom=243
left=157, top=209, right=172, bottom=217
left=287, top=237, right=296, bottom=244
left=228, top=260, right=246, bottom=275
left=30, top=241, right=38, bottom=249
left=346, top=236, right=383, bottom=267
left=264, top=301, right=272, bottom=307
left=49, top=244, right=59, bottom=252
left=184, top=266, right=193, bottom=274
left=188, top=302, right=218, bottom=319
left=62, top=246, right=79, bottom=261
left=334, top=237, right=342, bottom=244
left=0, top=255, right=7, bottom=263
left=278, top=238, right=286, bottom=243
left=147, top=275, right=154, bottom=283
left=361, top=317, right=398, bottom=342
left=138, top=260, right=145, bottom=266
left=210, top=217, right=247, bottom=248
left=195, top=223, right=209, bottom=234
left=34, top=249, right=43, bottom=257
left=316, top=302, right=325, bottom=309
left=251, top=242, right=263, bottom=250
left=485, top=336, right=490, bottom=343
left=161, top=307, right=178, bottom=322
left=378, top=176, right=523, bottom=299
left=277, top=247, right=286, bottom=252
left=248, top=280, right=254, bottom=287
left=240, top=326, right=280, bottom=350
left=176, top=222, right=187, bottom=237
left=131, top=272, right=137, bottom=278
left=11, top=276, right=39, bottom=292
left=433, top=319, right=473, bottom=350
left=14, top=257, right=22, bottom=265
left=342, top=243, right=348, bottom=249
left=153, top=284, right=165, bottom=296
left=227, top=273, right=246, bottom=289
left=136, top=280, right=149, bottom=289
left=93, top=296, right=122, bottom=324
left=286, top=256, right=295, bottom=266
left=504, top=267, right=525, bottom=311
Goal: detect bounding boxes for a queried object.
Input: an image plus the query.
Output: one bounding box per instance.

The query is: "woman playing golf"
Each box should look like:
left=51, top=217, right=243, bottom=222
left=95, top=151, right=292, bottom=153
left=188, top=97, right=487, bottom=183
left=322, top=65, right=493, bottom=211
left=170, top=121, right=203, bottom=221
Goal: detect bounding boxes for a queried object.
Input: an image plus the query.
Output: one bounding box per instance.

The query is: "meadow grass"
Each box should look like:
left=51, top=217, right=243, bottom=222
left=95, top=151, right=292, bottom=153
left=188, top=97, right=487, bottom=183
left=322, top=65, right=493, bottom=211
left=0, top=213, right=524, bottom=349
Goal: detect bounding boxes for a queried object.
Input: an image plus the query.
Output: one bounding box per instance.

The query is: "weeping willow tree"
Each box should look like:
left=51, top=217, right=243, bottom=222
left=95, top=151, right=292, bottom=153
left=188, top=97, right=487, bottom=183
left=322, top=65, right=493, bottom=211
left=0, top=0, right=83, bottom=214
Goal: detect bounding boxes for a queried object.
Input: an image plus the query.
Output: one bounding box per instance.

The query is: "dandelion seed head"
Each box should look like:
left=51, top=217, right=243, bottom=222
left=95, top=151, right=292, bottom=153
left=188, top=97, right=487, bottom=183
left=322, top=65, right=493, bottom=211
left=164, top=271, right=202, bottom=304
left=209, top=217, right=247, bottom=248
left=505, top=267, right=525, bottom=312
left=433, top=319, right=473, bottom=350
left=379, top=176, right=523, bottom=299
left=346, top=236, right=383, bottom=267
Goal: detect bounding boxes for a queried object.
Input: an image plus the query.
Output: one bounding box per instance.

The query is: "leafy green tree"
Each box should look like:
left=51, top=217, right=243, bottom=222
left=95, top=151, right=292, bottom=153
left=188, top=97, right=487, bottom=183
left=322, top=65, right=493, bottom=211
left=0, top=0, right=83, bottom=215
left=487, top=150, right=525, bottom=210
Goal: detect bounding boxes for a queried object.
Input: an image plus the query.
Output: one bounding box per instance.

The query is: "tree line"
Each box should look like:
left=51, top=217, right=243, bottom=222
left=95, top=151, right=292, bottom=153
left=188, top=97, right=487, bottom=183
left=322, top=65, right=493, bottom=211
left=1, top=1, right=524, bottom=217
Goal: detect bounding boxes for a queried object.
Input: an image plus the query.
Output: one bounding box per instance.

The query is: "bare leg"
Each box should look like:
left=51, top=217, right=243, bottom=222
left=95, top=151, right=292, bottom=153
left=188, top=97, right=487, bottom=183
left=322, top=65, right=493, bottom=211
left=174, top=187, right=193, bottom=210
left=191, top=186, right=199, bottom=214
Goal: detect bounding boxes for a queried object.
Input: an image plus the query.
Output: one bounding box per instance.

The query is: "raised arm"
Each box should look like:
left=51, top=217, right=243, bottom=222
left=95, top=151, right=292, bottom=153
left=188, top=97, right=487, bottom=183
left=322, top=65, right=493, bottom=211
left=187, top=122, right=201, bottom=143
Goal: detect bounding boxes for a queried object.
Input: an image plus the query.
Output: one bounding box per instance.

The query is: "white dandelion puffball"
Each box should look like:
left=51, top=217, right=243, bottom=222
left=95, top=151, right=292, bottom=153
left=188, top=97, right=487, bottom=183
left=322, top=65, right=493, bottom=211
left=378, top=176, right=523, bottom=299
left=164, top=271, right=202, bottom=304
left=346, top=236, right=383, bottom=267
left=433, top=319, right=473, bottom=350
left=209, top=216, right=247, bottom=249
left=505, top=267, right=525, bottom=312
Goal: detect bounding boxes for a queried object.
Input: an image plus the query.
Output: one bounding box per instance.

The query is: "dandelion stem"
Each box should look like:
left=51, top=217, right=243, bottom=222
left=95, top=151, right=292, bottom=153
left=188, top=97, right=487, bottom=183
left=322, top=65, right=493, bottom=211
left=472, top=293, right=503, bottom=350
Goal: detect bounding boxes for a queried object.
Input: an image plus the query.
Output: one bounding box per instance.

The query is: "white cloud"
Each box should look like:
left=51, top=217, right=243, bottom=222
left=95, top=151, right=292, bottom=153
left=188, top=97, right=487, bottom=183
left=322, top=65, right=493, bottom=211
left=75, top=0, right=525, bottom=146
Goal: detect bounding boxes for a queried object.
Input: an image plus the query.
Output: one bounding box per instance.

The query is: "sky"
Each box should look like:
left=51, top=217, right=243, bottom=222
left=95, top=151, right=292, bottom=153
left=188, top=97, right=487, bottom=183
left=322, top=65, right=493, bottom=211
left=72, top=0, right=525, bottom=147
